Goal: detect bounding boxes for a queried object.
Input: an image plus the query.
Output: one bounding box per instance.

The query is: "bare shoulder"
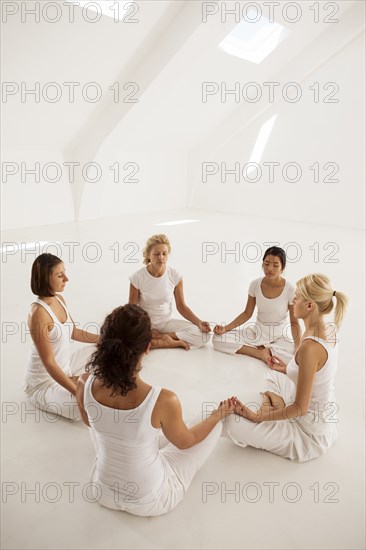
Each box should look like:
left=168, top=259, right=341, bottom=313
left=79, top=372, right=90, bottom=385
left=158, top=388, right=179, bottom=401
left=29, top=302, right=51, bottom=324
left=55, top=293, right=66, bottom=304
left=298, top=339, right=326, bottom=365
left=157, top=388, right=181, bottom=409
left=76, top=373, right=90, bottom=399
left=299, top=338, right=318, bottom=355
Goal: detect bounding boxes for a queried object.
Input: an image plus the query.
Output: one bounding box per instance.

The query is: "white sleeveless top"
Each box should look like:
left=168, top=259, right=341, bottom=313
left=84, top=376, right=166, bottom=506
left=23, top=297, right=73, bottom=392
left=286, top=336, right=338, bottom=414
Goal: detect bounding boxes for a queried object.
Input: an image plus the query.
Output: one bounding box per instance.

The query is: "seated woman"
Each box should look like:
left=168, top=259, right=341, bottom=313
left=223, top=273, right=348, bottom=462
left=76, top=304, right=233, bottom=516
left=129, top=234, right=211, bottom=349
left=213, top=246, right=301, bottom=364
left=23, top=253, right=99, bottom=420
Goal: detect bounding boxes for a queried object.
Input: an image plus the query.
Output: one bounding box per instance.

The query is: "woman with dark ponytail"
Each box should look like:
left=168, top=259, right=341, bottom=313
left=24, top=253, right=99, bottom=420
left=213, top=246, right=301, bottom=365
left=76, top=304, right=234, bottom=516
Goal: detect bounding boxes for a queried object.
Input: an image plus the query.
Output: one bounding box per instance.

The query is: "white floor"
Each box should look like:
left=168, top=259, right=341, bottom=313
left=1, top=209, right=365, bottom=550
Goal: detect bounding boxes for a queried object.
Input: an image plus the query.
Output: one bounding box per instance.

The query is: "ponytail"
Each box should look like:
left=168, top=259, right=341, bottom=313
left=297, top=274, right=348, bottom=328
left=332, top=290, right=348, bottom=328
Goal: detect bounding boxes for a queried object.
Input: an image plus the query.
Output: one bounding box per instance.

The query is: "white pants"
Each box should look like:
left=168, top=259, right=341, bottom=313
left=90, top=415, right=223, bottom=516
left=154, top=319, right=211, bottom=348
left=25, top=345, right=96, bottom=421
left=223, top=370, right=337, bottom=463
left=212, top=322, right=294, bottom=364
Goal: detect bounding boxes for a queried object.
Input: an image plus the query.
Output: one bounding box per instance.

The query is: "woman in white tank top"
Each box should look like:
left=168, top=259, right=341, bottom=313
left=24, top=253, right=99, bottom=420
left=223, top=273, right=348, bottom=462
left=76, top=304, right=234, bottom=516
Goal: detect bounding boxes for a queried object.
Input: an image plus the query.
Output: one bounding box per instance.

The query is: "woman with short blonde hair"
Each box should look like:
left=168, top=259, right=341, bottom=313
left=129, top=234, right=211, bottom=349
left=142, top=234, right=171, bottom=265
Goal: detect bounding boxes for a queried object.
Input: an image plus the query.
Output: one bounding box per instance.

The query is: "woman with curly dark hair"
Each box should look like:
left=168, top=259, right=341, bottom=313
left=76, top=304, right=234, bottom=516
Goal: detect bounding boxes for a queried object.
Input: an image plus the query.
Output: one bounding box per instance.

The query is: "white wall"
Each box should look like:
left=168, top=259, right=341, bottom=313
left=2, top=6, right=363, bottom=231
left=1, top=150, right=75, bottom=230
left=1, top=150, right=187, bottom=229
left=189, top=32, right=365, bottom=230
left=78, top=151, right=187, bottom=220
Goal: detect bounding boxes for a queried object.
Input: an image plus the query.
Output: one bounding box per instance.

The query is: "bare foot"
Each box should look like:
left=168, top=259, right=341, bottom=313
left=260, top=392, right=271, bottom=406
left=152, top=330, right=182, bottom=343
left=257, top=347, right=272, bottom=364
left=152, top=334, right=190, bottom=350
left=258, top=392, right=275, bottom=418
left=165, top=331, right=179, bottom=340
left=162, top=334, right=190, bottom=350
left=263, top=391, right=285, bottom=410
left=151, top=329, right=161, bottom=339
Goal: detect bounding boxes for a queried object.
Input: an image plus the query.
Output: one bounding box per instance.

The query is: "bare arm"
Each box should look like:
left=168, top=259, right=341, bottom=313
left=76, top=373, right=91, bottom=427
left=214, top=295, right=256, bottom=334
left=28, top=305, right=77, bottom=395
left=71, top=327, right=99, bottom=344
left=174, top=280, right=210, bottom=332
left=129, top=283, right=139, bottom=305
left=158, top=390, right=233, bottom=449
left=236, top=340, right=321, bottom=422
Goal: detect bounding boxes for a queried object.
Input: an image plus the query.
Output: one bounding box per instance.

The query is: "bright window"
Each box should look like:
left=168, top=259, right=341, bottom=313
left=219, top=11, right=289, bottom=64
left=246, top=114, right=278, bottom=176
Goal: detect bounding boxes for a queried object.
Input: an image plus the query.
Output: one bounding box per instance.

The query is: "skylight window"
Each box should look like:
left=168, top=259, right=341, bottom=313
left=246, top=114, right=278, bottom=176
left=69, top=1, right=132, bottom=21
left=219, top=11, right=289, bottom=64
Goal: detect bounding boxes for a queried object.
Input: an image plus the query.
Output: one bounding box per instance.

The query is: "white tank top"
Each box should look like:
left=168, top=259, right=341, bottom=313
left=286, top=336, right=338, bottom=415
left=84, top=375, right=166, bottom=505
left=23, top=297, right=73, bottom=392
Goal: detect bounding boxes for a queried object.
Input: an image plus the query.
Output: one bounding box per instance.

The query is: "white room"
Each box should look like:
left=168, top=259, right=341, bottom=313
left=1, top=1, right=365, bottom=548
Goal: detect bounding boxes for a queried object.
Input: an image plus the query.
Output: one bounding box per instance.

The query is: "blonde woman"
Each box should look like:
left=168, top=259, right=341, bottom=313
left=222, top=274, right=348, bottom=462
left=129, top=234, right=210, bottom=349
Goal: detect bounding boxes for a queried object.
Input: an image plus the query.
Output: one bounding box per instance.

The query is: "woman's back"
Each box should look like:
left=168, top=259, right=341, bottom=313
left=84, top=375, right=166, bottom=506
left=286, top=336, right=339, bottom=414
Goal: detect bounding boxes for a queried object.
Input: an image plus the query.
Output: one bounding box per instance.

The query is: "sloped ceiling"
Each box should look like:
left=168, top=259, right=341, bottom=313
left=100, top=0, right=360, bottom=155
left=3, top=0, right=363, bottom=223
left=3, top=0, right=360, bottom=156
left=2, top=0, right=185, bottom=150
